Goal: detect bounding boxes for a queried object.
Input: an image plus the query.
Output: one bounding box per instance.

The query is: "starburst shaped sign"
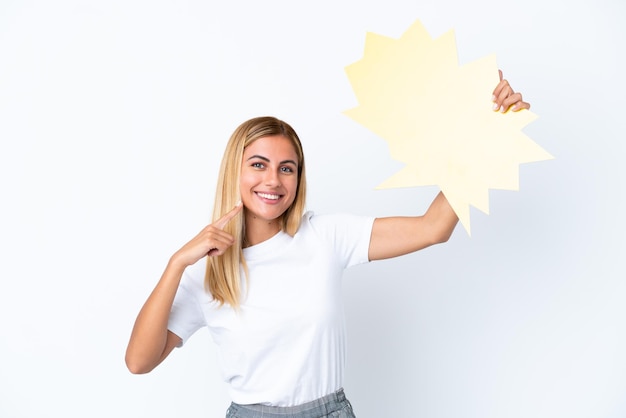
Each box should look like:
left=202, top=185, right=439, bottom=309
left=344, top=20, right=553, bottom=234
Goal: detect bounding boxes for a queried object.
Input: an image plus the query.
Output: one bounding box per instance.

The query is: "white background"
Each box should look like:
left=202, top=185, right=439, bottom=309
left=1, top=0, right=625, bottom=417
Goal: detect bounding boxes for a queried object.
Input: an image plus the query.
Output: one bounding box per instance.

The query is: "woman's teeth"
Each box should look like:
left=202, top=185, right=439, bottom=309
left=257, top=192, right=279, bottom=200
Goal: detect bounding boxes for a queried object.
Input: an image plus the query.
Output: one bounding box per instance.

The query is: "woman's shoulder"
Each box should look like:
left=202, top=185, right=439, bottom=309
left=303, top=210, right=374, bottom=226
left=301, top=210, right=375, bottom=237
left=298, top=210, right=375, bottom=265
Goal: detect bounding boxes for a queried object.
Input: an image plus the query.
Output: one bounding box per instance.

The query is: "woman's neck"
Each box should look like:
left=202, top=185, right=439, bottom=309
left=244, top=216, right=282, bottom=247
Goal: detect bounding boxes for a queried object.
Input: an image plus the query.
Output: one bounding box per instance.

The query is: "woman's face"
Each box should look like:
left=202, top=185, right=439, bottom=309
left=240, top=135, right=299, bottom=230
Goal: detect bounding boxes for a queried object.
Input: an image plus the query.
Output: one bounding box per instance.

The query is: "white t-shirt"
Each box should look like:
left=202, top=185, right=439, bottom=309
left=167, top=211, right=374, bottom=406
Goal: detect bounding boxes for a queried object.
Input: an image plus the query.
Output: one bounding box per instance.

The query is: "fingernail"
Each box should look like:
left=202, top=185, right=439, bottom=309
left=492, top=103, right=499, bottom=111
left=491, top=95, right=496, bottom=102
left=511, top=104, right=518, bottom=111
left=500, top=105, right=505, bottom=113
left=236, top=200, right=242, bottom=206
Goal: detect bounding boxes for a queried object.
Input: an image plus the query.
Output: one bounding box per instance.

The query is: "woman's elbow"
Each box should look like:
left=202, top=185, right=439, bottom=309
left=437, top=230, right=453, bottom=244
left=428, top=225, right=455, bottom=246
left=125, top=352, right=156, bottom=375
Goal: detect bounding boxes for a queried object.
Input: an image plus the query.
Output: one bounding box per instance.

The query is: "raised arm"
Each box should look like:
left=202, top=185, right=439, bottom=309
left=125, top=203, right=242, bottom=374
left=368, top=71, right=528, bottom=261
left=368, top=191, right=457, bottom=260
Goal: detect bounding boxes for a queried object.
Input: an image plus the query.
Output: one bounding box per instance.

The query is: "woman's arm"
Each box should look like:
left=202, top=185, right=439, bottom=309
left=125, top=260, right=186, bottom=374
left=125, top=202, right=242, bottom=374
left=368, top=71, right=528, bottom=261
left=368, top=191, right=457, bottom=260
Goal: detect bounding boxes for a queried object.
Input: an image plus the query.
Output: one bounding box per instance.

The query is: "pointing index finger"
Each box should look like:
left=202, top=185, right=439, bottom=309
left=214, top=201, right=243, bottom=230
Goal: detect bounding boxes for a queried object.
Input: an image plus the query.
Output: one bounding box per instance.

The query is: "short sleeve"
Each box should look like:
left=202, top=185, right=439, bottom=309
left=167, top=262, right=208, bottom=347
left=307, top=212, right=375, bottom=268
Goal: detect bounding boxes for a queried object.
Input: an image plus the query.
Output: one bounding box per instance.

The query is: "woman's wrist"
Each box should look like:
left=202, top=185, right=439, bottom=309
left=166, top=253, right=190, bottom=276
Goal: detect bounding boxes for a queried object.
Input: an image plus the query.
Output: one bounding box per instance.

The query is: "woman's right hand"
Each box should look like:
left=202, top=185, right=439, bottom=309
left=171, top=201, right=243, bottom=267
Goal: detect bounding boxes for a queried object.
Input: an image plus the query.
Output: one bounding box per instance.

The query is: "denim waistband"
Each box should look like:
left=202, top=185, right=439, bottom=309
left=226, top=388, right=351, bottom=418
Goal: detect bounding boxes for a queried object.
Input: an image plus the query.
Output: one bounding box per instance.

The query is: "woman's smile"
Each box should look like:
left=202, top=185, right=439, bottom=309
left=255, top=191, right=282, bottom=201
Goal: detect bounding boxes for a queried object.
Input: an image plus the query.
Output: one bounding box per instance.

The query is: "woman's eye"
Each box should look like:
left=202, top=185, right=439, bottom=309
left=252, top=162, right=264, bottom=169
left=280, top=166, right=294, bottom=173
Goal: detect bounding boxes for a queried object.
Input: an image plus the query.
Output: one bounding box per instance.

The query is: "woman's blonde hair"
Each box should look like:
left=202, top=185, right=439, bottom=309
left=205, top=116, right=306, bottom=307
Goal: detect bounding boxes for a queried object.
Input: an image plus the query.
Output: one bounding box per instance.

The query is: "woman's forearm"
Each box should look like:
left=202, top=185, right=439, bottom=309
left=125, top=257, right=186, bottom=374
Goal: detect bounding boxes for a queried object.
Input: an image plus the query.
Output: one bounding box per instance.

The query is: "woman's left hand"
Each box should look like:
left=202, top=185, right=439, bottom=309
left=492, top=69, right=530, bottom=113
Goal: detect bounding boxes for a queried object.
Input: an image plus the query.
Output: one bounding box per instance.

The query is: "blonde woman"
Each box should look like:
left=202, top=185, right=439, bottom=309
left=125, top=74, right=529, bottom=418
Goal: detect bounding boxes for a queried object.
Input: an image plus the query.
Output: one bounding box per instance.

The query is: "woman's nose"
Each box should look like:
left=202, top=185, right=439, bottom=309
left=264, top=169, right=281, bottom=187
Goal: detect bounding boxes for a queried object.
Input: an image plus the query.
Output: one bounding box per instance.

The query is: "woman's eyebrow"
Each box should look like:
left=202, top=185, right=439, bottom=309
left=247, top=154, right=270, bottom=162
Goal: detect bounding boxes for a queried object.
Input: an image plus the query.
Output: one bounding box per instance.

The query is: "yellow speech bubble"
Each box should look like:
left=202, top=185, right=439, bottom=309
left=344, top=20, right=553, bottom=235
